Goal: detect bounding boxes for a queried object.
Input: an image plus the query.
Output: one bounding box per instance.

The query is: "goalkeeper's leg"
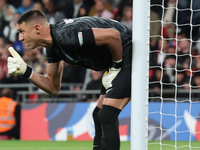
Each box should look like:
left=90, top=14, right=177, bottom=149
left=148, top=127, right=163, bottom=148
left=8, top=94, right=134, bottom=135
left=93, top=107, right=102, bottom=150
left=92, top=95, right=104, bottom=150
left=98, top=97, right=130, bottom=150
left=98, top=105, right=121, bottom=150
left=93, top=66, right=131, bottom=150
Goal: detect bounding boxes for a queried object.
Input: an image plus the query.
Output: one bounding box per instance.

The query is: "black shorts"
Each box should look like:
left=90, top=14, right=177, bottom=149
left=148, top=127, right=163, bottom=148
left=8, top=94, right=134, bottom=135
left=100, top=66, right=131, bottom=99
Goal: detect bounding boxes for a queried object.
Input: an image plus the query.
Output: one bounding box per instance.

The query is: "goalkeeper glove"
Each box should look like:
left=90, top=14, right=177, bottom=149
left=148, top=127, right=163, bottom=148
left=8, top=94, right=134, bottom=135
left=7, top=47, right=33, bottom=79
left=102, top=59, right=122, bottom=89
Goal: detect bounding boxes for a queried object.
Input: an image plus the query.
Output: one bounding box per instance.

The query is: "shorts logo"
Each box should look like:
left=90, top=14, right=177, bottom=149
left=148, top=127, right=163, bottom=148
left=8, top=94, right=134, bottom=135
left=106, top=84, right=113, bottom=93
left=78, top=32, right=83, bottom=46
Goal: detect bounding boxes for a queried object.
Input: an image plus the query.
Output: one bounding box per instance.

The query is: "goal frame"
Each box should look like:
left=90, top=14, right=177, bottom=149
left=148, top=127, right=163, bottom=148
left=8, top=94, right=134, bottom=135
left=131, top=0, right=150, bottom=150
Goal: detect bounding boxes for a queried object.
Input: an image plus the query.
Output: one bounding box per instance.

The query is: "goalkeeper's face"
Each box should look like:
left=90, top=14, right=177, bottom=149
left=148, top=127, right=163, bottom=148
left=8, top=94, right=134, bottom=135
left=17, top=22, right=40, bottom=49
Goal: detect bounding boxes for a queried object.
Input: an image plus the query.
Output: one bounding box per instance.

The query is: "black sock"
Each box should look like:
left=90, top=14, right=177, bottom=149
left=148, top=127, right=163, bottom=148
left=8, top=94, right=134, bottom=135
left=93, top=106, right=102, bottom=150
left=98, top=105, right=121, bottom=150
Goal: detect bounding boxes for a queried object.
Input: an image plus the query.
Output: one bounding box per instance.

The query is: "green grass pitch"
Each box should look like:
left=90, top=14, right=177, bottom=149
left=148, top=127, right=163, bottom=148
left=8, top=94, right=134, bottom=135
left=0, top=140, right=199, bottom=150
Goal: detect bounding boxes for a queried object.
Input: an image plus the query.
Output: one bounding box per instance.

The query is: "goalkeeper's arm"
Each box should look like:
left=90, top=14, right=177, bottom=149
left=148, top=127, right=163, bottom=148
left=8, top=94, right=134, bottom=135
left=7, top=47, right=64, bottom=95
left=91, top=28, right=122, bottom=62
left=91, top=28, right=123, bottom=89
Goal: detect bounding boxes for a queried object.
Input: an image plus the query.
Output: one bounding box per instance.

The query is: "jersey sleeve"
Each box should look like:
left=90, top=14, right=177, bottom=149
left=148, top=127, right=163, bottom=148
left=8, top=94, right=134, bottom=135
left=46, top=48, right=62, bottom=63
left=57, top=20, right=95, bottom=50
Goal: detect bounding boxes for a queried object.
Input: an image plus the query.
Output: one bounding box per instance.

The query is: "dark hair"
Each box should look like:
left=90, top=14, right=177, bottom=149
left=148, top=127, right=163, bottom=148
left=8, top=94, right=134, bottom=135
left=1, top=88, right=13, bottom=98
left=17, top=9, right=47, bottom=24
left=50, top=0, right=58, bottom=5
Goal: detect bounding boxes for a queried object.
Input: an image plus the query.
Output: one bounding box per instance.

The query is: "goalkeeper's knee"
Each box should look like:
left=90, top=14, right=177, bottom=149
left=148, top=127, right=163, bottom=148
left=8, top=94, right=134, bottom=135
left=93, top=106, right=102, bottom=134
left=98, top=105, right=121, bottom=126
left=92, top=107, right=102, bottom=150
left=98, top=105, right=121, bottom=150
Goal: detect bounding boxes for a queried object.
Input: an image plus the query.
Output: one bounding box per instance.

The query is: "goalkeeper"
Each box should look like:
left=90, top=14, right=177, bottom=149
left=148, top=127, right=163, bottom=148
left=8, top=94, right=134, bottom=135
left=7, top=9, right=132, bottom=150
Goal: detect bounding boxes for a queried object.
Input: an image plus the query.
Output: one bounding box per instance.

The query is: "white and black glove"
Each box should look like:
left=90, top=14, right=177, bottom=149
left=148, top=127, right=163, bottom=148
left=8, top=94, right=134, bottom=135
left=7, top=47, right=33, bottom=79
left=102, top=59, right=122, bottom=89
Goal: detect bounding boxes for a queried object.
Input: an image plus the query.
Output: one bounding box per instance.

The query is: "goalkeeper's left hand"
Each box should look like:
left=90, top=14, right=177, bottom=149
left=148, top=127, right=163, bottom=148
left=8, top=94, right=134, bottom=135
left=102, top=59, right=122, bottom=89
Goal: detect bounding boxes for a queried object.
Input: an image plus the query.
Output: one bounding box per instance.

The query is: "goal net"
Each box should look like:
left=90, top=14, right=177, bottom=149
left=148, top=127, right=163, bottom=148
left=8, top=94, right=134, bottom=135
left=148, top=0, right=200, bottom=149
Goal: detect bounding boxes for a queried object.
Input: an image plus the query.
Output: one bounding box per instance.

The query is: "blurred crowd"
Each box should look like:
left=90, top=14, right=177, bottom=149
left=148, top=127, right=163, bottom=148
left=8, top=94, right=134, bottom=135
left=0, top=0, right=132, bottom=102
left=149, top=0, right=200, bottom=101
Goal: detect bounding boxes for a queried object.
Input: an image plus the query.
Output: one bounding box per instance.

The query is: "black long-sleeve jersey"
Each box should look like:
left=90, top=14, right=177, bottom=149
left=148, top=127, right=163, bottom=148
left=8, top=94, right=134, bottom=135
left=46, top=16, right=132, bottom=71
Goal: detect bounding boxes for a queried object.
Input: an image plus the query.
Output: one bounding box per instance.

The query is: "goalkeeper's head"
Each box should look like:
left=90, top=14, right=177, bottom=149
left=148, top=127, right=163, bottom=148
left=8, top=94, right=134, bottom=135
left=17, top=9, right=50, bottom=49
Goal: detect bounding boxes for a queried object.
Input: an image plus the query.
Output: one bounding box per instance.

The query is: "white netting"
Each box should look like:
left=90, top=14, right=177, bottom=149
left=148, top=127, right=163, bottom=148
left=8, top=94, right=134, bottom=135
left=149, top=0, right=200, bottom=149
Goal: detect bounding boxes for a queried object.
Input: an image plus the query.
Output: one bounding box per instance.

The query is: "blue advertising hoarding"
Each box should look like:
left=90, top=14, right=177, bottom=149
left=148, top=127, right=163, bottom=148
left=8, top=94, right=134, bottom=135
left=21, top=102, right=200, bottom=141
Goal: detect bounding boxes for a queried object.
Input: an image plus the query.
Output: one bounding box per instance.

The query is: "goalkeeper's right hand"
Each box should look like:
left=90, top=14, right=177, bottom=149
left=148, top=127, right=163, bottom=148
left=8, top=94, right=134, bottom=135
left=7, top=47, right=33, bottom=79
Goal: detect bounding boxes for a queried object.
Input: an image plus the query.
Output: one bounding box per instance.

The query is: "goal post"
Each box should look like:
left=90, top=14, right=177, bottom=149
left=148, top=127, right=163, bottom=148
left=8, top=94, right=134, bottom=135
left=131, top=0, right=150, bottom=150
